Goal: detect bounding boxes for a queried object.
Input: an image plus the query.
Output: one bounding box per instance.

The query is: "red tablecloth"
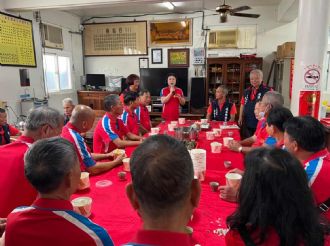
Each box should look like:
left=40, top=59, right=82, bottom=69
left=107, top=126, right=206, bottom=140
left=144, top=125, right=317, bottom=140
left=73, top=121, right=244, bottom=245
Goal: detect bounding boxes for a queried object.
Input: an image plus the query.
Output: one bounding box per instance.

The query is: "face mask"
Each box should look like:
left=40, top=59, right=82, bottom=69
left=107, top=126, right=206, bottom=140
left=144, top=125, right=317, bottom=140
left=259, top=111, right=265, bottom=118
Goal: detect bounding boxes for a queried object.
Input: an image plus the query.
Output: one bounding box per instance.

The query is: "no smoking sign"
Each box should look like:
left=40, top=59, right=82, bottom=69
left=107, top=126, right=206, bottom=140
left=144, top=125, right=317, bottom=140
left=304, top=68, right=320, bottom=85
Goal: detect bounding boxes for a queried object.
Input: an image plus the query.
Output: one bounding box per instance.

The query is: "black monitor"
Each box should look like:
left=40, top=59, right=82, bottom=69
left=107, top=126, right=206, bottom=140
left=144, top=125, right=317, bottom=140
left=139, top=68, right=188, bottom=98
left=86, top=74, right=106, bottom=89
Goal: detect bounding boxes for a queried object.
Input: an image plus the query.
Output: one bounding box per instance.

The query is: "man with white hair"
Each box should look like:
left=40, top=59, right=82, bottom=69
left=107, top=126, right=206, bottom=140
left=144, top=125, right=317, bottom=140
left=0, top=107, right=63, bottom=218
left=62, top=98, right=75, bottom=125
left=238, top=69, right=271, bottom=138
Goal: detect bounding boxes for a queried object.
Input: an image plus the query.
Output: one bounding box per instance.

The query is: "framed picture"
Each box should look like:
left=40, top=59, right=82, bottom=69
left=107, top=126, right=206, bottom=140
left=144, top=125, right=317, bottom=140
left=149, top=19, right=192, bottom=47
left=168, top=48, right=190, bottom=68
left=151, top=48, right=162, bottom=64
left=139, top=57, right=149, bottom=68
left=83, top=21, right=147, bottom=56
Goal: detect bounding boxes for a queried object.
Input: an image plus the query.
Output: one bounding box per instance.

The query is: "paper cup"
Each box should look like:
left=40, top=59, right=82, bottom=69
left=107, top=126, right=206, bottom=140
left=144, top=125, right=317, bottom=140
left=170, top=121, right=178, bottom=128
left=78, top=172, right=90, bottom=190
left=223, top=137, right=233, bottom=147
left=201, top=119, right=208, bottom=124
left=224, top=161, right=232, bottom=169
left=213, top=128, right=222, bottom=137
left=190, top=149, right=206, bottom=181
left=123, top=158, right=130, bottom=172
left=150, top=127, right=160, bottom=134
left=209, top=181, right=219, bottom=192
left=225, top=173, right=242, bottom=189
left=178, top=118, right=186, bottom=125
left=168, top=123, right=175, bottom=132
left=210, top=142, right=222, bottom=153
left=72, top=197, right=92, bottom=217
left=206, top=131, right=215, bottom=140
left=227, top=131, right=233, bottom=137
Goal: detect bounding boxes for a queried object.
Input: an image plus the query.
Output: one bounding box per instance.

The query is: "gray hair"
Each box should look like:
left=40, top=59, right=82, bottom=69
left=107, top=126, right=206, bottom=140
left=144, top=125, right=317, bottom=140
left=217, top=85, right=228, bottom=96
left=262, top=91, right=284, bottom=108
left=24, top=137, right=78, bottom=194
left=62, top=98, right=74, bottom=105
left=250, top=69, right=263, bottom=79
left=25, top=107, right=63, bottom=131
left=104, top=94, right=120, bottom=111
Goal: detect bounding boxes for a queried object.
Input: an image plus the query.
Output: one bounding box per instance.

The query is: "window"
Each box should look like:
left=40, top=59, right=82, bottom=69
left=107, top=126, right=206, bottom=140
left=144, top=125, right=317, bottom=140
left=43, top=54, right=72, bottom=93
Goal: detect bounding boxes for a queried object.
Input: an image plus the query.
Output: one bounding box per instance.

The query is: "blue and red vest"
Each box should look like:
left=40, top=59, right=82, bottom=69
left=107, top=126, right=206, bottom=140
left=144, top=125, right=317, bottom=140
left=211, top=100, right=232, bottom=122
left=243, top=84, right=270, bottom=129
left=0, top=124, right=11, bottom=145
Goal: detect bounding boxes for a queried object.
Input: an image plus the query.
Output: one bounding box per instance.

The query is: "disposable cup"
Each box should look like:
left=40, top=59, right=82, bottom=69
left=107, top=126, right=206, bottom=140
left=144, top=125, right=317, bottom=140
left=170, top=121, right=178, bottom=127
left=168, top=123, right=175, bottom=131
left=206, top=131, right=215, bottom=140
left=213, top=128, right=222, bottom=137
left=225, top=173, right=242, bottom=189
left=150, top=127, right=160, bottom=134
left=123, top=158, right=130, bottom=172
left=178, top=118, right=186, bottom=125
left=72, top=197, right=92, bottom=217
left=201, top=119, right=208, bottom=124
left=78, top=172, right=90, bottom=190
left=223, top=137, right=233, bottom=147
left=210, top=142, right=222, bottom=153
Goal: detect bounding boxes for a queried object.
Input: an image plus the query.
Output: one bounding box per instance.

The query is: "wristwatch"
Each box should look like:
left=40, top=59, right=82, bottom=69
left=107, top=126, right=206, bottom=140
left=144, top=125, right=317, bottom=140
left=238, top=146, right=243, bottom=153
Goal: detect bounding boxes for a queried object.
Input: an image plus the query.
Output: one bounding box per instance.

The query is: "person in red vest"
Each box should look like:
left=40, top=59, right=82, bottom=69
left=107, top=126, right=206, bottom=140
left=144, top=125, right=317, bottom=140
left=135, top=89, right=152, bottom=135
left=0, top=108, right=20, bottom=146
left=160, top=73, right=185, bottom=121
left=119, top=74, right=140, bottom=103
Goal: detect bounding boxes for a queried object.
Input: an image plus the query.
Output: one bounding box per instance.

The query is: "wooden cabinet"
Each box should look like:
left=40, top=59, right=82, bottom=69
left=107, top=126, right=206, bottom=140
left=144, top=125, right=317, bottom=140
left=77, top=91, right=119, bottom=110
left=206, top=57, right=263, bottom=108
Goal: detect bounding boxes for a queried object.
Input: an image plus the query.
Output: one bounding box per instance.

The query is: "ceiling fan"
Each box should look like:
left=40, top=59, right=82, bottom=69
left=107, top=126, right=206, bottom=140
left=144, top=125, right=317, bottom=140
left=215, top=0, right=260, bottom=23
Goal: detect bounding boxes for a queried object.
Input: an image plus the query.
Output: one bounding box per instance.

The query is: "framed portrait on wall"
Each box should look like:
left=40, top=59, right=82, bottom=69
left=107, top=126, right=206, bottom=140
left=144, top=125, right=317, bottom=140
left=139, top=57, right=149, bottom=68
left=168, top=48, right=190, bottom=68
left=149, top=19, right=192, bottom=47
left=151, top=48, right=162, bottom=64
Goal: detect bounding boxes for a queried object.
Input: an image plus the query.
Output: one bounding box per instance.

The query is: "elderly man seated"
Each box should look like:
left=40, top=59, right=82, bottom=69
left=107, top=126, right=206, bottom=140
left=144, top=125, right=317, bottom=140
left=61, top=105, right=125, bottom=175
left=2, top=137, right=113, bottom=245
left=124, top=135, right=200, bottom=246
left=62, top=98, right=75, bottom=125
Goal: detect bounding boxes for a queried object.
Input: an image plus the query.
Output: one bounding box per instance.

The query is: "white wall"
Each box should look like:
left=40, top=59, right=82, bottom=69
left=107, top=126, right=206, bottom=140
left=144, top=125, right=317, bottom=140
left=0, top=5, right=83, bottom=123
left=84, top=5, right=298, bottom=95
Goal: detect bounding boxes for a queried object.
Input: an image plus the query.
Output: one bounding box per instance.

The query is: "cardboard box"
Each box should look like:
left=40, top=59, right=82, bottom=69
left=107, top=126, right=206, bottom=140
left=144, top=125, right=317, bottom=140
left=282, top=42, right=295, bottom=58
left=276, top=45, right=283, bottom=59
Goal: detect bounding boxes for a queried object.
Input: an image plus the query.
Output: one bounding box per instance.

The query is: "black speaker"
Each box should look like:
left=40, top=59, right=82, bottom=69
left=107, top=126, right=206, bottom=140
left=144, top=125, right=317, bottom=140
left=190, top=77, right=206, bottom=110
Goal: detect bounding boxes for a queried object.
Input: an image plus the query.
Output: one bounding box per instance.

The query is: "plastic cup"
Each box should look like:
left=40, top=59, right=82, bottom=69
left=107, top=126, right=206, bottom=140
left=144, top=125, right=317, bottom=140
left=78, top=172, right=90, bottom=190
left=72, top=197, right=92, bottom=217
left=178, top=118, right=186, bottom=125
left=225, top=173, right=242, bottom=189
left=118, top=171, right=126, bottom=181
left=168, top=123, right=175, bottom=132
left=170, top=121, right=178, bottom=127
left=224, top=161, right=232, bottom=169
left=210, top=181, right=219, bottom=192
left=201, top=119, right=208, bottom=124
left=150, top=127, right=160, bottom=134
left=223, top=137, right=233, bottom=147
left=206, top=131, right=215, bottom=140
left=213, top=128, right=222, bottom=137
left=123, top=158, right=130, bottom=172
left=210, top=142, right=222, bottom=153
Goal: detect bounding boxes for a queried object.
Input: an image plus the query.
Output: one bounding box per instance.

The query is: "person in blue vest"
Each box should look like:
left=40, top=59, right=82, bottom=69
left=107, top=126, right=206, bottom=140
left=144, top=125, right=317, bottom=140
left=238, top=69, right=271, bottom=139
left=206, top=85, right=237, bottom=122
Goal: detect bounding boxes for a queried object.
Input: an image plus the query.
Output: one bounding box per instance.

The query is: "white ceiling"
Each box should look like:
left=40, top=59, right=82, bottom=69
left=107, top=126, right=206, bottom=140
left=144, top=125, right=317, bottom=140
left=61, top=0, right=282, bottom=18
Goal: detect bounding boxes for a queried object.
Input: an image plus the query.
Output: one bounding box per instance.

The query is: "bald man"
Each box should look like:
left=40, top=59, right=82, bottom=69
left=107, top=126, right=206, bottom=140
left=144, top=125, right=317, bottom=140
left=61, top=105, right=125, bottom=175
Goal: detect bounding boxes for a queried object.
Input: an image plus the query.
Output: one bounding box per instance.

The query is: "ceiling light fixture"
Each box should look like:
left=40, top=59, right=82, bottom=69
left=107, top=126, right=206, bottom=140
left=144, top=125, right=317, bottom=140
left=163, top=1, right=175, bottom=10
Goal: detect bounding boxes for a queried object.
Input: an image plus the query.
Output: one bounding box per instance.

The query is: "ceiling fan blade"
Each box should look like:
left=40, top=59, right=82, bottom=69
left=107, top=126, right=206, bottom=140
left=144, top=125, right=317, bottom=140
left=230, top=12, right=260, bottom=18
left=230, top=6, right=251, bottom=13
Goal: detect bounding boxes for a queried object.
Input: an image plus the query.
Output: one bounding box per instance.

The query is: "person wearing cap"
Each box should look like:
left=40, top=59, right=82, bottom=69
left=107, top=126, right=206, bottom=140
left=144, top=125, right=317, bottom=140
left=124, top=135, right=200, bottom=246
left=3, top=137, right=113, bottom=246
left=121, top=92, right=140, bottom=135
left=238, top=69, right=271, bottom=139
left=0, top=107, right=63, bottom=218
left=93, top=94, right=142, bottom=154
left=135, top=89, right=152, bottom=135
left=206, top=85, right=236, bottom=122
left=0, top=108, right=20, bottom=146
left=284, top=116, right=330, bottom=221
left=119, top=74, right=140, bottom=103
left=61, top=105, right=125, bottom=175
left=160, top=73, right=185, bottom=121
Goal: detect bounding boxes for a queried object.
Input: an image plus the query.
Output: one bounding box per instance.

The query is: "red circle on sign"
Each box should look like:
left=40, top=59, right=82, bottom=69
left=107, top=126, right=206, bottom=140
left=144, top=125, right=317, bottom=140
left=304, top=69, right=320, bottom=85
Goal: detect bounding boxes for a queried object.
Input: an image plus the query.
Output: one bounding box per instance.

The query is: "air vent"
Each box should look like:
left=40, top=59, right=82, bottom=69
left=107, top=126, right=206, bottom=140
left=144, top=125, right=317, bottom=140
left=41, top=23, right=64, bottom=49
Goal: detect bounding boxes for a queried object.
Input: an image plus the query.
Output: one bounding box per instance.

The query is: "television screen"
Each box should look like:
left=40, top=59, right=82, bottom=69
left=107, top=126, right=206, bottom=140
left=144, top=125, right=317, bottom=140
left=86, top=74, right=106, bottom=88
left=139, top=68, right=188, bottom=98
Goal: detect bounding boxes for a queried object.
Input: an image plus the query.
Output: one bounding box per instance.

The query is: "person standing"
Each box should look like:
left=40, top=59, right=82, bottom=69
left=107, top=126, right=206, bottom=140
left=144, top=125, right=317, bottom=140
left=238, top=69, right=271, bottom=138
left=160, top=73, right=185, bottom=121
left=206, top=85, right=236, bottom=122
left=0, top=108, right=20, bottom=146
